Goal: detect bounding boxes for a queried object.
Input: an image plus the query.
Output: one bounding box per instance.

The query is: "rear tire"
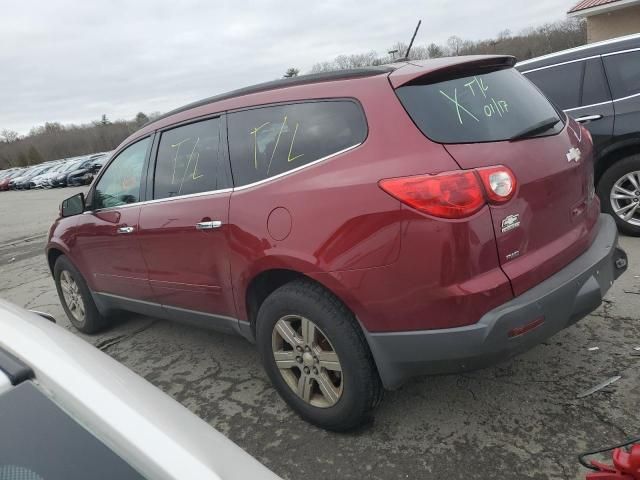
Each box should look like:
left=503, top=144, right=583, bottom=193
left=54, top=255, right=110, bottom=333
left=256, top=279, right=383, bottom=431
left=597, top=155, right=640, bottom=237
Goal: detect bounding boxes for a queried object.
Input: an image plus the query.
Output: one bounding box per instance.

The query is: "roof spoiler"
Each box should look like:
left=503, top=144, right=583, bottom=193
left=389, top=55, right=517, bottom=88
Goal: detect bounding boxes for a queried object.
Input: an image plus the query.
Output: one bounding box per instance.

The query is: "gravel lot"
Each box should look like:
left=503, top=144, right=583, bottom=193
left=1, top=186, right=639, bottom=480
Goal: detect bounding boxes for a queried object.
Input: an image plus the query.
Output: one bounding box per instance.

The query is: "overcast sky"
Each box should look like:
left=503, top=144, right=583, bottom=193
left=2, top=0, right=578, bottom=134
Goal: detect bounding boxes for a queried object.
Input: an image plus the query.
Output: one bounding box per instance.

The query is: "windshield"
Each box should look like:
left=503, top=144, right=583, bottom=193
left=395, top=67, right=563, bottom=144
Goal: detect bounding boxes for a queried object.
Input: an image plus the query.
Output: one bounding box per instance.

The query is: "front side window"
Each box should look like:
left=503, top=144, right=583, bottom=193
left=603, top=50, right=640, bottom=99
left=397, top=67, right=564, bottom=143
left=153, top=117, right=229, bottom=199
left=227, top=101, right=367, bottom=186
left=524, top=61, right=585, bottom=110
left=93, top=137, right=150, bottom=209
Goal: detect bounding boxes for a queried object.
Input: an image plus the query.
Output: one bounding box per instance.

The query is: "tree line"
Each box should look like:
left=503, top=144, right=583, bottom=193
left=0, top=112, right=158, bottom=169
left=308, top=18, right=586, bottom=73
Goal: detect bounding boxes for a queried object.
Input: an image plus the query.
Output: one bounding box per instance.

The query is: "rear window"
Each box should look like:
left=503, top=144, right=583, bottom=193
left=396, top=67, right=563, bottom=144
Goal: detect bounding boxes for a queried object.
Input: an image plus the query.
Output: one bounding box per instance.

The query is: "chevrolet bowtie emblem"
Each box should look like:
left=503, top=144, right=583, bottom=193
left=566, top=147, right=581, bottom=163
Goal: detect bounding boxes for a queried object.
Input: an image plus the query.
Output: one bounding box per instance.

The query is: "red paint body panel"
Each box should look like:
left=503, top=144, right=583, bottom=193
left=46, top=61, right=601, bottom=338
left=73, top=207, right=154, bottom=300
left=445, top=118, right=598, bottom=295
left=138, top=192, right=236, bottom=317
left=308, top=206, right=513, bottom=332
left=388, top=55, right=515, bottom=88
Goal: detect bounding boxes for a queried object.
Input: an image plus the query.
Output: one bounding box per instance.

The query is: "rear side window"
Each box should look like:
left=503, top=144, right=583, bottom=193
left=227, top=101, right=367, bottom=186
left=396, top=67, right=563, bottom=144
left=524, top=61, right=584, bottom=110
left=153, top=118, right=231, bottom=199
left=603, top=50, right=640, bottom=99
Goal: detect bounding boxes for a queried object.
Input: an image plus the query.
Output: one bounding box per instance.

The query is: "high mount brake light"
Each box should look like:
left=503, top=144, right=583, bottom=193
left=378, top=166, right=516, bottom=219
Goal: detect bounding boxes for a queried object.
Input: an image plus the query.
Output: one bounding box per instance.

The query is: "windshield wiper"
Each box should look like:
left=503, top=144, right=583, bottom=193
left=509, top=117, right=561, bottom=142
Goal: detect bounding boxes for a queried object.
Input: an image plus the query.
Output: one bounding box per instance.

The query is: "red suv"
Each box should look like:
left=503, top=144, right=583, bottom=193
left=47, top=56, right=628, bottom=431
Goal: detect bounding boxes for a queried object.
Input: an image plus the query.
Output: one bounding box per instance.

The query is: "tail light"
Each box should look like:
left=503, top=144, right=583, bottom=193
left=476, top=166, right=517, bottom=204
left=378, top=166, right=516, bottom=219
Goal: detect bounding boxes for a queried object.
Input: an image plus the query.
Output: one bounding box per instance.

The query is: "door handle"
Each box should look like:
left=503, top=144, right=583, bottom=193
left=117, top=226, right=135, bottom=234
left=575, top=114, right=603, bottom=124
left=196, top=220, right=222, bottom=230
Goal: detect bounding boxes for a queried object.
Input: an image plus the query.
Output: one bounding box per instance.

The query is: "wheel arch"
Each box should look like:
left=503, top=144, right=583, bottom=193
left=46, top=244, right=70, bottom=275
left=595, top=139, right=640, bottom=183
left=246, top=269, right=319, bottom=335
left=244, top=267, right=387, bottom=391
left=244, top=268, right=367, bottom=337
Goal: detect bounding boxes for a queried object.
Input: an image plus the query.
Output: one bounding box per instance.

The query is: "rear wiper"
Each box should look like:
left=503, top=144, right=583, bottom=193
left=509, top=117, right=561, bottom=141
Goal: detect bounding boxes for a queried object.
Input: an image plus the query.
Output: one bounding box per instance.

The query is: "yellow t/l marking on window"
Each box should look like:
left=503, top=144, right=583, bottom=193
left=178, top=137, right=200, bottom=194
left=170, top=138, right=191, bottom=184
left=250, top=122, right=270, bottom=169
left=267, top=116, right=288, bottom=175
left=192, top=151, right=203, bottom=180
left=287, top=122, right=303, bottom=162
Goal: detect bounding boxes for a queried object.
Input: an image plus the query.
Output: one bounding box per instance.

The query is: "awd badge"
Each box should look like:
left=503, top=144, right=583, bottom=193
left=501, top=214, right=520, bottom=233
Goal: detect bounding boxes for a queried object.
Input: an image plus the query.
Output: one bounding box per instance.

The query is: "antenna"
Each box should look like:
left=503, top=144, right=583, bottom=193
left=399, top=20, right=422, bottom=61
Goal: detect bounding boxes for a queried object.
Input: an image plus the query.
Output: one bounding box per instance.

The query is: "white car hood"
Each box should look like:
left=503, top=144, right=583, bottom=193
left=0, top=301, right=281, bottom=480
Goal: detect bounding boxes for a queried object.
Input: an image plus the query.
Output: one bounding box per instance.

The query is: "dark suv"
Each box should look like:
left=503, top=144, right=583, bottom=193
left=517, top=33, right=640, bottom=235
left=47, top=56, right=627, bottom=430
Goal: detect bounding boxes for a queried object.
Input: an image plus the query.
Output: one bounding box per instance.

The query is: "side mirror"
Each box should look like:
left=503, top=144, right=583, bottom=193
left=61, top=192, right=85, bottom=217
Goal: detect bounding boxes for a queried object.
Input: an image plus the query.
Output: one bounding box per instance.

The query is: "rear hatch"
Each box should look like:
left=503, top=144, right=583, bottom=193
left=393, top=58, right=599, bottom=296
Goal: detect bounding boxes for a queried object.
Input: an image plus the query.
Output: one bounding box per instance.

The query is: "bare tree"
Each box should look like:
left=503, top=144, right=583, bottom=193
left=283, top=67, right=300, bottom=78
left=447, top=35, right=463, bottom=56
left=427, top=43, right=444, bottom=58
left=135, top=112, right=150, bottom=127
left=0, top=129, right=19, bottom=143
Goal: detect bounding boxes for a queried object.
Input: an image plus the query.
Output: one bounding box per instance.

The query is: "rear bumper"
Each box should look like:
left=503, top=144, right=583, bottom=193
left=366, top=214, right=628, bottom=390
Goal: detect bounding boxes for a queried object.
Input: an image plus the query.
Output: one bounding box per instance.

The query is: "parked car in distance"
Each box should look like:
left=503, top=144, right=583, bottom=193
left=11, top=164, right=55, bottom=190
left=28, top=161, right=66, bottom=189
left=516, top=33, right=640, bottom=236
left=49, top=158, right=86, bottom=187
left=0, top=300, right=280, bottom=480
left=47, top=56, right=628, bottom=431
left=65, top=157, right=102, bottom=187
left=0, top=169, right=24, bottom=191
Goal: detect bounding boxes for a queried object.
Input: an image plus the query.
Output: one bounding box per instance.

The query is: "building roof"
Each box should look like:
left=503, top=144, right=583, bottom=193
left=568, top=0, right=640, bottom=16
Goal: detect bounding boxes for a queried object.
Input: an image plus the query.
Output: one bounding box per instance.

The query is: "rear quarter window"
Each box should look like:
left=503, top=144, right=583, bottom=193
left=524, top=61, right=585, bottom=110
left=227, top=100, right=367, bottom=187
left=396, top=67, right=563, bottom=144
left=603, top=50, right=640, bottom=99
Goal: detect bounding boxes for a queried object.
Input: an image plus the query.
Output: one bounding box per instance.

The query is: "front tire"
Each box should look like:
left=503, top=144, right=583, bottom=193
left=256, top=279, right=383, bottom=431
left=54, top=255, right=110, bottom=333
left=597, top=154, right=640, bottom=237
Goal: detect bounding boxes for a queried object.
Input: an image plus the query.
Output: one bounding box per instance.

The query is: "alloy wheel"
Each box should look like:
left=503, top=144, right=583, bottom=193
left=271, top=315, right=343, bottom=408
left=610, top=170, right=640, bottom=227
left=60, top=270, right=86, bottom=323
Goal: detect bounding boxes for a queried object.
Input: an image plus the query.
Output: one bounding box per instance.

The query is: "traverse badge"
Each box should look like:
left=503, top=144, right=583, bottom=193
left=501, top=214, right=520, bottom=233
